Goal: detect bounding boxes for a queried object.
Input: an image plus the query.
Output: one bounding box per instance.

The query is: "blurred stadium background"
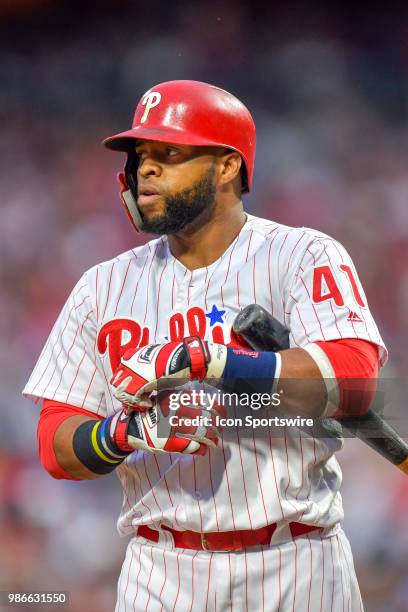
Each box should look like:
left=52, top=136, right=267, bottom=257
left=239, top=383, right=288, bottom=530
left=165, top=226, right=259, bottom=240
left=1, top=1, right=408, bottom=610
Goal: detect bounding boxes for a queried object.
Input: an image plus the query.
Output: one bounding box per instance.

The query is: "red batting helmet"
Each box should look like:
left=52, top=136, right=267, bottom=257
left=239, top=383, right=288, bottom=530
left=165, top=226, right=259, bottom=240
left=103, top=80, right=256, bottom=231
left=104, top=80, right=256, bottom=191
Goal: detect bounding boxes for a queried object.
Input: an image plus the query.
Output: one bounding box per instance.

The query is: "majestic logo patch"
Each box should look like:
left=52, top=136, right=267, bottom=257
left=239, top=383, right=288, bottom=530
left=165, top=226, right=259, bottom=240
left=347, top=310, right=363, bottom=323
left=140, top=91, right=162, bottom=123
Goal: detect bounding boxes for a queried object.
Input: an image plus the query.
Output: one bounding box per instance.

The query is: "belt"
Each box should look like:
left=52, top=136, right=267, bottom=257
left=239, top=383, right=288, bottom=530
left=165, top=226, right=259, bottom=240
left=137, top=522, right=322, bottom=552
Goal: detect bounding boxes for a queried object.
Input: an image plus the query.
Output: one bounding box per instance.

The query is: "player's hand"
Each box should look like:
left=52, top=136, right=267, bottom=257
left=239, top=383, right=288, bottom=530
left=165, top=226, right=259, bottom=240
left=110, top=391, right=222, bottom=456
left=110, top=337, right=227, bottom=408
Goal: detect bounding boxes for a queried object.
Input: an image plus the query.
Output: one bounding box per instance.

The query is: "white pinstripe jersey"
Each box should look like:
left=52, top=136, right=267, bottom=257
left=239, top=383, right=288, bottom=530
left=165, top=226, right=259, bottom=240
left=24, top=214, right=387, bottom=535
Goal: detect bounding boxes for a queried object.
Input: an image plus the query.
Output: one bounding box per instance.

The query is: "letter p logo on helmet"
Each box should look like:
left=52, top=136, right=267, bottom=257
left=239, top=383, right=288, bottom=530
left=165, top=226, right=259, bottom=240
left=140, top=91, right=162, bottom=123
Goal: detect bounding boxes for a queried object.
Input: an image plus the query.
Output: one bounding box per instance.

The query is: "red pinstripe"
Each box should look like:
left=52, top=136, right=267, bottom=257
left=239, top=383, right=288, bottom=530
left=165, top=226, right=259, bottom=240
left=232, top=404, right=253, bottom=528
left=338, top=536, right=352, bottom=612
left=252, top=437, right=269, bottom=524
left=50, top=328, right=80, bottom=399
left=221, top=232, right=239, bottom=287
left=116, top=539, right=126, bottom=610
left=65, top=349, right=86, bottom=403
left=220, top=283, right=225, bottom=308
left=142, top=453, right=164, bottom=522
left=283, top=428, right=299, bottom=514
left=154, top=258, right=169, bottom=341
left=71, top=282, right=88, bottom=298
left=300, top=276, right=327, bottom=339
left=286, top=231, right=306, bottom=273
left=145, top=546, right=155, bottom=611
left=96, top=392, right=104, bottom=412
left=296, top=434, right=309, bottom=523
left=276, top=232, right=289, bottom=296
left=93, top=349, right=118, bottom=410
left=153, top=455, right=174, bottom=509
left=335, top=535, right=345, bottom=612
left=101, top=262, right=115, bottom=320
left=131, top=459, right=155, bottom=525
left=228, top=553, right=233, bottom=611
left=261, top=546, right=265, bottom=612
left=307, top=535, right=313, bottom=612
left=80, top=366, right=97, bottom=408
left=114, top=259, right=132, bottom=316
left=143, top=244, right=160, bottom=325
left=171, top=258, right=176, bottom=309
left=159, top=547, right=167, bottom=612
left=121, top=540, right=132, bottom=611
left=131, top=542, right=142, bottom=610
left=245, top=230, right=253, bottom=262
left=131, top=250, right=150, bottom=315
left=204, top=251, right=227, bottom=310
left=172, top=550, right=181, bottom=611
left=244, top=549, right=248, bottom=612
left=267, top=234, right=280, bottom=316
left=236, top=271, right=241, bottom=308
left=116, top=463, right=136, bottom=533
left=204, top=553, right=214, bottom=612
left=208, top=452, right=220, bottom=530
left=52, top=310, right=93, bottom=399
left=192, top=456, right=204, bottom=532
left=330, top=537, right=335, bottom=612
left=277, top=546, right=282, bottom=612
left=220, top=434, right=237, bottom=530
left=187, top=270, right=193, bottom=306
left=296, top=431, right=304, bottom=501
left=188, top=551, right=199, bottom=612
left=319, top=536, right=325, bottom=612
left=292, top=540, right=298, bottom=612
left=290, top=295, right=312, bottom=342
left=267, top=429, right=285, bottom=520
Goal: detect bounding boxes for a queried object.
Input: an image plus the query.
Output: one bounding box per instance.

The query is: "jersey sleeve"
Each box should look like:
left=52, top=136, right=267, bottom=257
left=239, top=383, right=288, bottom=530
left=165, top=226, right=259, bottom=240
left=284, top=235, right=388, bottom=368
left=22, top=272, right=107, bottom=416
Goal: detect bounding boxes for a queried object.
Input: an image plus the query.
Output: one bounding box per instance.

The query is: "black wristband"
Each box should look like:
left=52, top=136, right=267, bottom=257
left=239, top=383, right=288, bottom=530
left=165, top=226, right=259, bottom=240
left=72, top=418, right=130, bottom=475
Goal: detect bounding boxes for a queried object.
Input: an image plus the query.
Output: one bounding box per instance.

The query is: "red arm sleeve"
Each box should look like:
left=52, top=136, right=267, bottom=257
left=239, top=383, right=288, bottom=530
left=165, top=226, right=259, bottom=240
left=37, top=400, right=103, bottom=480
left=315, top=339, right=379, bottom=418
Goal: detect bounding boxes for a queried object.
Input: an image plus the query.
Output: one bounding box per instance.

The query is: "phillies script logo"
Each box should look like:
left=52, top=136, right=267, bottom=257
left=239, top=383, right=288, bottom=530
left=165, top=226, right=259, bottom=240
left=97, top=307, right=250, bottom=372
left=97, top=318, right=150, bottom=373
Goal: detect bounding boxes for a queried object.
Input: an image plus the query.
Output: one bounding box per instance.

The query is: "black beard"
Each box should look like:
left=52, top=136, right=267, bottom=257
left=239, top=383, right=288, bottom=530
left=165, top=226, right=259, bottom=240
left=139, top=166, right=216, bottom=235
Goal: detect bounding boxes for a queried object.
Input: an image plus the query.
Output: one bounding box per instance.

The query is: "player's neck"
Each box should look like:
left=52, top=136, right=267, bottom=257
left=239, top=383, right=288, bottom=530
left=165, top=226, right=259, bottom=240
left=167, top=200, right=246, bottom=270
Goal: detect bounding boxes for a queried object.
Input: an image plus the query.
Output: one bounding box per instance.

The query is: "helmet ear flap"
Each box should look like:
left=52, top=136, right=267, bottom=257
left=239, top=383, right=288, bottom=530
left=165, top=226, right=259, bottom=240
left=117, top=152, right=143, bottom=231
left=124, top=151, right=139, bottom=200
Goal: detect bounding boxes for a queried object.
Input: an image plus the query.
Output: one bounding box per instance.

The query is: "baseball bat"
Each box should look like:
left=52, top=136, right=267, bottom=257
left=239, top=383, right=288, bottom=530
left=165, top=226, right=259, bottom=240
left=233, top=304, right=408, bottom=475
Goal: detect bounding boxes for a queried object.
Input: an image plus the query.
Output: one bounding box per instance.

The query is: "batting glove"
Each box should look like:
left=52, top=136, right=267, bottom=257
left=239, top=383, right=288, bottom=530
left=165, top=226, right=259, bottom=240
left=111, top=337, right=227, bottom=408
left=109, top=391, right=222, bottom=456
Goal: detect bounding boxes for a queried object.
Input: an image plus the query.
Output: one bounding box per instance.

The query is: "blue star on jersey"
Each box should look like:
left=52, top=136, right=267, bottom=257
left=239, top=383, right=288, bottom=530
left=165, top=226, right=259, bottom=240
left=206, top=304, right=226, bottom=326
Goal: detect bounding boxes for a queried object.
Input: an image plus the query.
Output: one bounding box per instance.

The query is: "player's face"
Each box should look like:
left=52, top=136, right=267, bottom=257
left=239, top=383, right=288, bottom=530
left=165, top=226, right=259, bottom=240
left=134, top=141, right=224, bottom=235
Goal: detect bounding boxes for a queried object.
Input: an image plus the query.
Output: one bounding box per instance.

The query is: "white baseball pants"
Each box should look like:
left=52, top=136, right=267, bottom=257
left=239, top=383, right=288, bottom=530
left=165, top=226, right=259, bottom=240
left=115, top=525, right=363, bottom=612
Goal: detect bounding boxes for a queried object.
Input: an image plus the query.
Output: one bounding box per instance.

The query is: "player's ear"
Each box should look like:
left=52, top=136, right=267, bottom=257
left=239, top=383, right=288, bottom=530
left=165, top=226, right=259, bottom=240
left=217, top=151, right=242, bottom=189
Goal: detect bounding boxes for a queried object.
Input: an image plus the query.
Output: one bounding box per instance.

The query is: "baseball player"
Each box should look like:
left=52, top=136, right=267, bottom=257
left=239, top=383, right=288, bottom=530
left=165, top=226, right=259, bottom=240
left=24, top=80, right=387, bottom=611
